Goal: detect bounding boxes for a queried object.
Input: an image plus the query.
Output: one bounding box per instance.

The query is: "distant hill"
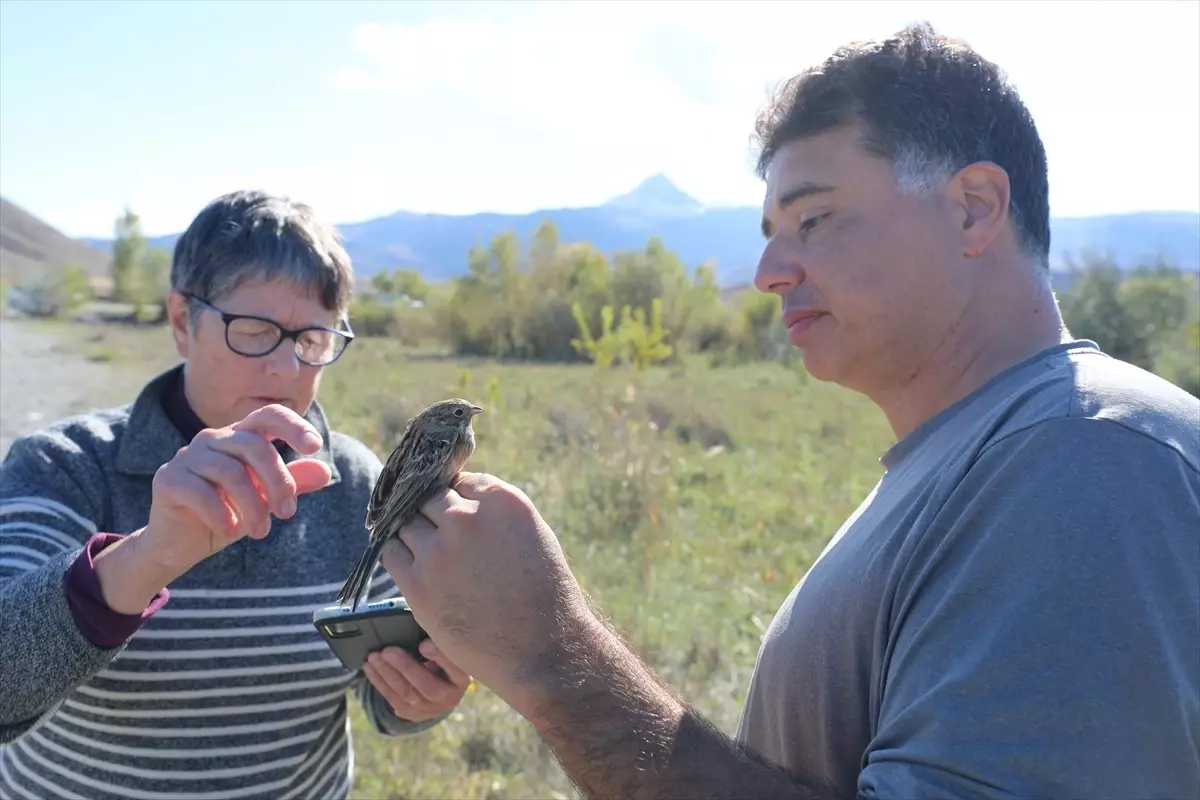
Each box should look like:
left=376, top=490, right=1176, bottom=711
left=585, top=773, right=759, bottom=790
left=1, top=198, right=111, bottom=286
left=1049, top=212, right=1200, bottom=271
left=602, top=172, right=706, bottom=215
left=75, top=175, right=1200, bottom=285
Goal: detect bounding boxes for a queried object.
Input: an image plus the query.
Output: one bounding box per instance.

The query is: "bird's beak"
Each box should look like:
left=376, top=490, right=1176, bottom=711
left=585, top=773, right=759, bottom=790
left=469, top=405, right=484, bottom=416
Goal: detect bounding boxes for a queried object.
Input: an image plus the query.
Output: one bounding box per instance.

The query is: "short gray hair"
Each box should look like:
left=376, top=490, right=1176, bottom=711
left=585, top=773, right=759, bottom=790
left=171, top=190, right=354, bottom=319
left=888, top=145, right=1042, bottom=271
left=890, top=145, right=956, bottom=195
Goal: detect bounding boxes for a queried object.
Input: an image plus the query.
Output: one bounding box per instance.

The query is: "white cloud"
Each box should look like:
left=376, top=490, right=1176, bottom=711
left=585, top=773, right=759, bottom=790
left=327, top=5, right=730, bottom=153
left=324, top=0, right=1200, bottom=217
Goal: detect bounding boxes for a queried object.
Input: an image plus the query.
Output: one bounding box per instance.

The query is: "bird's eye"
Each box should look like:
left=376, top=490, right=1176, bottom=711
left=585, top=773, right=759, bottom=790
left=454, top=408, right=464, bottom=417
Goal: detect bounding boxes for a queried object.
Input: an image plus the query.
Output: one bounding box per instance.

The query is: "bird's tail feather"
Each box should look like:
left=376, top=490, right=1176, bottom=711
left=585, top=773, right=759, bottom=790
left=336, top=536, right=386, bottom=611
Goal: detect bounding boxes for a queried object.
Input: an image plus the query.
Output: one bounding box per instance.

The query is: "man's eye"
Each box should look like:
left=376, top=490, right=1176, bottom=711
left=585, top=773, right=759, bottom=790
left=800, top=213, right=829, bottom=236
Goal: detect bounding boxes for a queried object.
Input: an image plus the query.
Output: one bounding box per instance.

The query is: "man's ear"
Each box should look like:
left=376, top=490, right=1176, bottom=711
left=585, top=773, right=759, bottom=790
left=948, top=161, right=1011, bottom=259
left=166, top=291, right=192, bottom=358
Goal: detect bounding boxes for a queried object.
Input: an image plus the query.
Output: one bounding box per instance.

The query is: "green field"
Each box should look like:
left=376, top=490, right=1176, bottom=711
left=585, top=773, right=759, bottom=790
left=41, top=320, right=895, bottom=799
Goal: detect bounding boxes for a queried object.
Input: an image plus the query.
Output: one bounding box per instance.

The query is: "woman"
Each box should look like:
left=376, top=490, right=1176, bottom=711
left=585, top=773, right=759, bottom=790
left=0, top=190, right=469, bottom=799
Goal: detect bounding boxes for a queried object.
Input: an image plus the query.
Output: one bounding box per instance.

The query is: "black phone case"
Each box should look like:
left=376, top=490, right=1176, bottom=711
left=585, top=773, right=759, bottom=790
left=314, top=602, right=427, bottom=671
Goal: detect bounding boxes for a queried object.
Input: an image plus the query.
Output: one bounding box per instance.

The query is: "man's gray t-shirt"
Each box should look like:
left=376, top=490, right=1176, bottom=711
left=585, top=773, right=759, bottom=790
left=735, top=340, right=1200, bottom=798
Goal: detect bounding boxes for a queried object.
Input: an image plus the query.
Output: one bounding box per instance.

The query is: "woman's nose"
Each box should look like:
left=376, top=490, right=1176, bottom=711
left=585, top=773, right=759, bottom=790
left=264, top=340, right=301, bottom=377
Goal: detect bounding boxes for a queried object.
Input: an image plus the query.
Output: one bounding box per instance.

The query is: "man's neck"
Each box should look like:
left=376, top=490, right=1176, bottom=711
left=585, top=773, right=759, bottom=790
left=873, top=269, right=1069, bottom=442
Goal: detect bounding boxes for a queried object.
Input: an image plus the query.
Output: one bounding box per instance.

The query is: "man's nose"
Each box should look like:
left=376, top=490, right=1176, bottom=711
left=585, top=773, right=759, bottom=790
left=754, top=241, right=805, bottom=295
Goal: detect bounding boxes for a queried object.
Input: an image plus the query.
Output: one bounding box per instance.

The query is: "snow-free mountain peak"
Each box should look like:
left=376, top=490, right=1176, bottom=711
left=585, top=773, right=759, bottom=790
left=602, top=174, right=704, bottom=215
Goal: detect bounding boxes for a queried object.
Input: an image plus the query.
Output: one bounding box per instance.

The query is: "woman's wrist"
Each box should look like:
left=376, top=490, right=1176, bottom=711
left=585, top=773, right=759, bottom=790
left=91, top=528, right=182, bottom=615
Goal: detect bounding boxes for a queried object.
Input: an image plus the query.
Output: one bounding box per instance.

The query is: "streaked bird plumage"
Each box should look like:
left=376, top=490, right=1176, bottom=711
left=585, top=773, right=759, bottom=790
left=336, top=398, right=483, bottom=610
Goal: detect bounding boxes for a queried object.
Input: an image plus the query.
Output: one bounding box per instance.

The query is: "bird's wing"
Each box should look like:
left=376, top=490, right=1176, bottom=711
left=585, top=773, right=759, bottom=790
left=365, top=435, right=454, bottom=535
left=367, top=424, right=425, bottom=519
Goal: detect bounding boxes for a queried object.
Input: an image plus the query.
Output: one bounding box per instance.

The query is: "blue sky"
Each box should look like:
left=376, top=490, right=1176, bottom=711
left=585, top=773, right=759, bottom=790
left=1, top=0, right=1197, bottom=238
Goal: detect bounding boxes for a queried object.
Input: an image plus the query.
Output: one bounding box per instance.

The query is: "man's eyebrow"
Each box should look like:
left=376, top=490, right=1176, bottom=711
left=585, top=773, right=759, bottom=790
left=761, top=181, right=837, bottom=238
left=779, top=181, right=836, bottom=209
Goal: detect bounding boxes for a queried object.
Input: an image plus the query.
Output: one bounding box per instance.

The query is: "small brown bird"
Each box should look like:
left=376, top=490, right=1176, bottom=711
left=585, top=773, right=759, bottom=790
left=336, top=398, right=484, bottom=610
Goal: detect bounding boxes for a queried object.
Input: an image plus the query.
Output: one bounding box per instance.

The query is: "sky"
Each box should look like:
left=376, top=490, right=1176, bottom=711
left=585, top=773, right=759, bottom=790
left=1, top=0, right=1197, bottom=238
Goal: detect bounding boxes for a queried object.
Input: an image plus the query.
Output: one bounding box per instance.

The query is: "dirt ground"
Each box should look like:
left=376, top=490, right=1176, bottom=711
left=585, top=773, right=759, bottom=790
left=0, top=318, right=147, bottom=460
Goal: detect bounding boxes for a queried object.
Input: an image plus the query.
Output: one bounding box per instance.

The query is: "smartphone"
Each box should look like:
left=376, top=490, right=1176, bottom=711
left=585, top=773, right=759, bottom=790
left=313, top=597, right=427, bottom=671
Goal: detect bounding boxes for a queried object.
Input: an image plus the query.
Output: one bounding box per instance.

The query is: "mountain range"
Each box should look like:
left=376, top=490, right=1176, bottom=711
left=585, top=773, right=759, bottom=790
left=3, top=175, right=1198, bottom=290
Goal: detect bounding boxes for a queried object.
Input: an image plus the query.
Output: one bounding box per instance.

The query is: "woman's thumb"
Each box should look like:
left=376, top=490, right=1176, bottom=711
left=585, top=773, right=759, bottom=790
left=288, top=458, right=333, bottom=495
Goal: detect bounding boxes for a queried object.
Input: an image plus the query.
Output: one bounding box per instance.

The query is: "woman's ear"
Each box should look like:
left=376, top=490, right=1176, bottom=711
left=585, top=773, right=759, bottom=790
left=166, top=291, right=192, bottom=358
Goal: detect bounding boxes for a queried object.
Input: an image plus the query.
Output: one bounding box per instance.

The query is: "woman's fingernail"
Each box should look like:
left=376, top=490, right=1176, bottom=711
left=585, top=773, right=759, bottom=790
left=281, top=497, right=297, bottom=517
left=420, top=639, right=437, bottom=657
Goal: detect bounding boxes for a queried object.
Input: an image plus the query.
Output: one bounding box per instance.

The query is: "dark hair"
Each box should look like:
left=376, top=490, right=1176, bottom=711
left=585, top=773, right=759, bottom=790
left=753, top=22, right=1050, bottom=266
left=171, top=190, right=354, bottom=318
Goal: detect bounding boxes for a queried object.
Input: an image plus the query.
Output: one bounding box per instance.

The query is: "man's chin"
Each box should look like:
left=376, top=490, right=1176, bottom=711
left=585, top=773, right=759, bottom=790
left=796, top=346, right=845, bottom=386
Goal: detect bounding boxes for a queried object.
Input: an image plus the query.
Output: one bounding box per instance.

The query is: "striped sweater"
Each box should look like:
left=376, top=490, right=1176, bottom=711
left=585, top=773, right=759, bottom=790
left=0, top=364, right=444, bottom=799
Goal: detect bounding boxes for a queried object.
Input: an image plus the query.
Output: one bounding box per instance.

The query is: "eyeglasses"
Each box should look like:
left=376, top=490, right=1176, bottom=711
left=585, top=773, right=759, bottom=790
left=183, top=293, right=355, bottom=366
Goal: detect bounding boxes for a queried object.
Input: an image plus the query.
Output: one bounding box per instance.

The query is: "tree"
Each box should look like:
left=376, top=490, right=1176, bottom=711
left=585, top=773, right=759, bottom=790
left=1058, top=254, right=1200, bottom=396
left=371, top=271, right=396, bottom=297
left=134, top=248, right=171, bottom=322
left=1154, top=320, right=1200, bottom=398
left=1058, top=254, right=1149, bottom=367
left=571, top=298, right=673, bottom=372
left=571, top=302, right=621, bottom=369
left=55, top=262, right=94, bottom=316
left=112, top=208, right=146, bottom=304
left=392, top=268, right=430, bottom=303
left=622, top=298, right=673, bottom=371
left=1120, top=263, right=1193, bottom=349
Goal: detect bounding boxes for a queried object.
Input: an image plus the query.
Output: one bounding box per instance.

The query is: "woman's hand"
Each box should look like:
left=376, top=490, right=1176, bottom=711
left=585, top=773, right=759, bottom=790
left=141, top=404, right=332, bottom=569
left=363, top=639, right=472, bottom=722
left=94, top=404, right=332, bottom=613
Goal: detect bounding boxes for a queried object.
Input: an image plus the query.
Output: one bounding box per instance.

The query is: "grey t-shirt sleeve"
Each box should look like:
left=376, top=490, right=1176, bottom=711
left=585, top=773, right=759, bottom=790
left=858, top=418, right=1200, bottom=800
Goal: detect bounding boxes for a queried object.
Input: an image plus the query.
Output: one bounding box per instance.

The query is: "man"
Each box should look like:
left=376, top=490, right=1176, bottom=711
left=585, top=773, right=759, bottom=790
left=382, top=23, right=1200, bottom=799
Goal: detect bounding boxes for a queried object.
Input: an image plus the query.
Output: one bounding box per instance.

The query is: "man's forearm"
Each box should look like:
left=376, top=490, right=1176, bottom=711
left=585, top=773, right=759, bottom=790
left=512, top=614, right=841, bottom=800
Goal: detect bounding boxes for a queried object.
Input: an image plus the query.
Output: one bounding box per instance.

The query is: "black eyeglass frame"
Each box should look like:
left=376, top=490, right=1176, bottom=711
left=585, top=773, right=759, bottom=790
left=182, top=292, right=356, bottom=366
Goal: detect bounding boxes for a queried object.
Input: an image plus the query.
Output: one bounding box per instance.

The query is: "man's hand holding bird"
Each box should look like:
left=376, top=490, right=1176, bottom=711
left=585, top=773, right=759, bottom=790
left=379, top=472, right=593, bottom=720
left=338, top=398, right=485, bottom=721
left=337, top=398, right=483, bottom=610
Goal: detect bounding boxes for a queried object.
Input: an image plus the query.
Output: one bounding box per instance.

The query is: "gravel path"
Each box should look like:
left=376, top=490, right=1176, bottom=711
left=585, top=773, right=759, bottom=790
left=0, top=318, right=144, bottom=460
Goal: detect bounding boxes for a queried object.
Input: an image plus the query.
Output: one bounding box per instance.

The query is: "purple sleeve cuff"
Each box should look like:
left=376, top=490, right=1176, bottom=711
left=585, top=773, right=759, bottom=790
left=63, top=533, right=170, bottom=649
